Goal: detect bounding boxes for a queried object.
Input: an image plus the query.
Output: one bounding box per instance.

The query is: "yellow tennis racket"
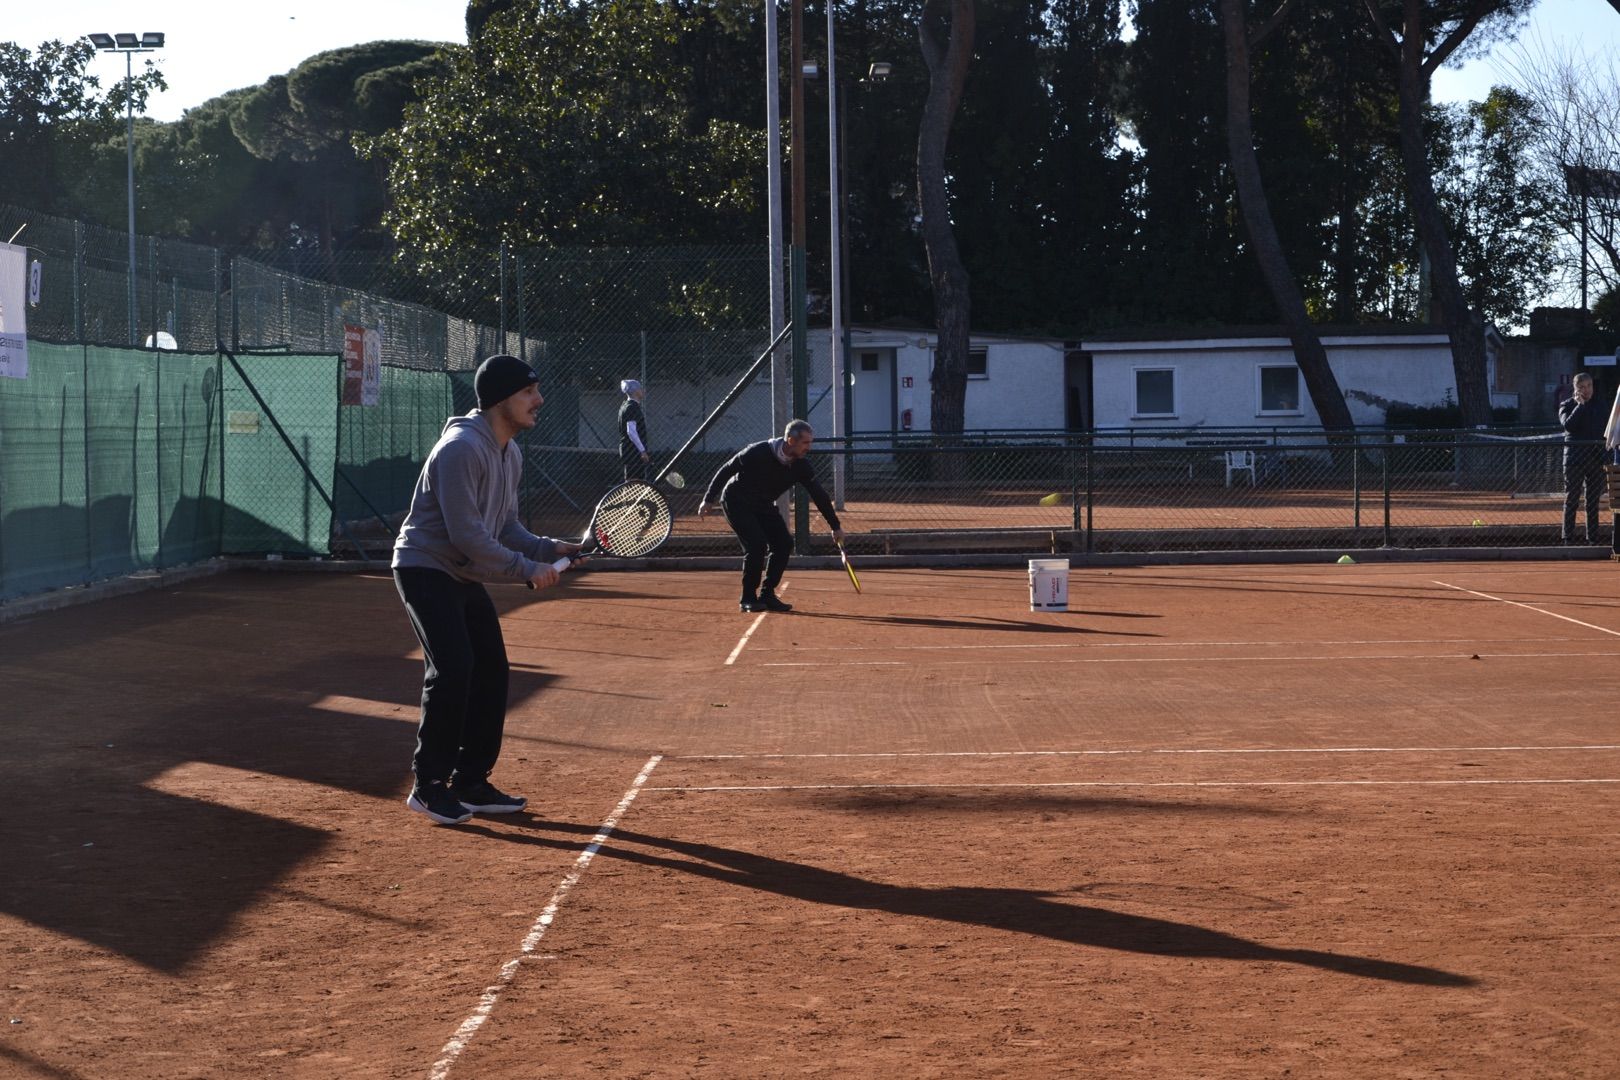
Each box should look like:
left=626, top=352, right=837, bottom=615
left=836, top=540, right=861, bottom=594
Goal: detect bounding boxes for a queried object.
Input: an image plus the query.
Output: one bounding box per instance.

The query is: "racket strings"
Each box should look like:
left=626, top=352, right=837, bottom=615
left=593, top=487, right=672, bottom=556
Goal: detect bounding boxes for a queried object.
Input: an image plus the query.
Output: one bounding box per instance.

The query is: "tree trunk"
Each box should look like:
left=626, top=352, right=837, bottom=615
left=1390, top=0, right=1493, bottom=427
left=917, top=0, right=974, bottom=480
left=1221, top=0, right=1356, bottom=433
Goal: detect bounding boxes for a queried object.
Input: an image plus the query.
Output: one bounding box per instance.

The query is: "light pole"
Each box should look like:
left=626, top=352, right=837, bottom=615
left=810, top=21, right=889, bottom=508
left=88, top=31, right=164, bottom=345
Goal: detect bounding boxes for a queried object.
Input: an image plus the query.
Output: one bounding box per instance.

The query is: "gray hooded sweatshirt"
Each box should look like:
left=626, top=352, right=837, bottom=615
left=391, top=411, right=559, bottom=582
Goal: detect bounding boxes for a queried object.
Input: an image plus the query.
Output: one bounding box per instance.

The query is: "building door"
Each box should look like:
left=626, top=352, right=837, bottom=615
left=850, top=348, right=896, bottom=467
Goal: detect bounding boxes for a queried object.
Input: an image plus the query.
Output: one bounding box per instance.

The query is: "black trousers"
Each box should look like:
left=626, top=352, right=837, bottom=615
left=621, top=453, right=647, bottom=482
left=722, top=498, right=793, bottom=600
left=1563, top=447, right=1605, bottom=540
left=394, top=567, right=510, bottom=786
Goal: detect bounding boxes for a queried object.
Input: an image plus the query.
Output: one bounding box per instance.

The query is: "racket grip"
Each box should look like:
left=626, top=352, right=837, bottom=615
left=550, top=555, right=574, bottom=572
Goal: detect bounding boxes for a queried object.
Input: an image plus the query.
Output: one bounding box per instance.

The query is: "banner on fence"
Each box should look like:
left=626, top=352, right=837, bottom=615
left=342, top=323, right=381, bottom=405
left=0, top=241, right=28, bottom=379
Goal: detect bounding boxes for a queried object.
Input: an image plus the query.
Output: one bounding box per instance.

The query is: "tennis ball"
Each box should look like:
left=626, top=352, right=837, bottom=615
left=1038, top=492, right=1062, bottom=507
left=1472, top=518, right=1484, bottom=527
left=1336, top=554, right=1355, bottom=564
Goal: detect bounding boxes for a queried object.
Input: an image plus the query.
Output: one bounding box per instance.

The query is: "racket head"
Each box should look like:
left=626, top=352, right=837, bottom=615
left=838, top=542, right=862, bottom=594
left=588, top=481, right=673, bottom=557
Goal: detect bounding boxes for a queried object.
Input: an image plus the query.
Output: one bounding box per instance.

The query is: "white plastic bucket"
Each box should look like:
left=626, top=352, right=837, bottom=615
left=1028, top=558, right=1070, bottom=611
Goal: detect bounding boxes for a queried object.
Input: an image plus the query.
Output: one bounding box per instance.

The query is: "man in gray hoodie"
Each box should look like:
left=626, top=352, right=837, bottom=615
left=392, top=354, right=584, bottom=825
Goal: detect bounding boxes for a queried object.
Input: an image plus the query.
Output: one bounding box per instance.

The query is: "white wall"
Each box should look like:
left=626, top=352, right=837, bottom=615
left=810, top=330, right=1068, bottom=434
left=1087, top=334, right=1458, bottom=431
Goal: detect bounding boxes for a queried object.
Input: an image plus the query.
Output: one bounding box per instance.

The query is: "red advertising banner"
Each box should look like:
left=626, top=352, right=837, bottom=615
left=342, top=324, right=365, bottom=405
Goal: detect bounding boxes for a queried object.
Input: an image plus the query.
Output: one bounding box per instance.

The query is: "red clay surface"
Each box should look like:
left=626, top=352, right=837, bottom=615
left=2, top=561, right=1618, bottom=1078
left=592, top=487, right=1587, bottom=544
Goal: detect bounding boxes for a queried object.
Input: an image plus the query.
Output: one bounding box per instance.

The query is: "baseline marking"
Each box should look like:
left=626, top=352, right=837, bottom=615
left=724, top=582, right=789, bottom=666
left=751, top=636, right=1587, bottom=654
left=1433, top=580, right=1620, bottom=637
left=647, top=778, right=1620, bottom=793
left=760, top=650, right=1620, bottom=668
left=429, top=753, right=663, bottom=1080
left=675, top=744, right=1620, bottom=761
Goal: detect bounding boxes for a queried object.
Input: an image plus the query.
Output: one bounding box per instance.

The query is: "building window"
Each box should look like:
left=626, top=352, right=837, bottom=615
left=927, top=348, right=989, bottom=378
left=1133, top=368, right=1176, bottom=417
left=860, top=352, right=880, bottom=372
left=1258, top=365, right=1301, bottom=414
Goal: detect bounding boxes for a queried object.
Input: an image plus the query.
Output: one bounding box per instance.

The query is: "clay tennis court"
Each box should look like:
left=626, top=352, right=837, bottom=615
left=3, top=559, right=1617, bottom=1078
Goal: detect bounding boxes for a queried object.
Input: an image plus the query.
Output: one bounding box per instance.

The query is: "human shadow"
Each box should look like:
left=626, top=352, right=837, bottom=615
left=792, top=611, right=1161, bottom=637
left=0, top=572, right=539, bottom=973
left=487, top=821, right=1473, bottom=987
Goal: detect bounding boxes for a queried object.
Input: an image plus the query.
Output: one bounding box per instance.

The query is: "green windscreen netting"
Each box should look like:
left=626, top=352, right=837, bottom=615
left=220, top=352, right=339, bottom=556
left=2, top=345, right=347, bottom=602
left=0, top=343, right=222, bottom=600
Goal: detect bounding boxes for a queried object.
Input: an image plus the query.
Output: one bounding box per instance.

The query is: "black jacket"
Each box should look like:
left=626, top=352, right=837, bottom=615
left=1559, top=394, right=1608, bottom=446
left=618, top=398, right=647, bottom=462
left=704, top=439, right=841, bottom=529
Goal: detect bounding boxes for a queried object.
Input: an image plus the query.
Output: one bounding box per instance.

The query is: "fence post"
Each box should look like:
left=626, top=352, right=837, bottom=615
left=498, top=241, right=508, bottom=342
left=1352, top=433, right=1360, bottom=530
left=1084, top=438, right=1095, bottom=554
left=1382, top=437, right=1392, bottom=548
left=516, top=254, right=526, bottom=363
left=73, top=221, right=84, bottom=342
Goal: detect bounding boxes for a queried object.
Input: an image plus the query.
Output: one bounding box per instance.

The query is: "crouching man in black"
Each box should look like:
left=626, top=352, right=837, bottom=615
left=697, top=419, right=845, bottom=612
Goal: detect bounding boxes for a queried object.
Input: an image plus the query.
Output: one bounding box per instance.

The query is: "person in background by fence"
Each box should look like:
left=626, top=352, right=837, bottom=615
left=392, top=354, right=585, bottom=825
left=1559, top=372, right=1608, bottom=545
left=697, top=419, right=845, bottom=613
left=619, top=379, right=650, bottom=481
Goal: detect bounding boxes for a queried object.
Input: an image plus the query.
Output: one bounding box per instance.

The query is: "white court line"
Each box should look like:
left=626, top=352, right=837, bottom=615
left=676, top=744, right=1620, bottom=761
left=724, top=581, right=789, bottom=666
left=428, top=754, right=663, bottom=1080
left=647, top=778, right=1620, bottom=793
left=760, top=650, right=1620, bottom=668
left=1433, top=580, right=1620, bottom=637
left=752, top=636, right=1585, bottom=653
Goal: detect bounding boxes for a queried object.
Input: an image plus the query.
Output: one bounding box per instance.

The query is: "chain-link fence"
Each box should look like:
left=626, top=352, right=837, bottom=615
left=1, top=201, right=1609, bottom=607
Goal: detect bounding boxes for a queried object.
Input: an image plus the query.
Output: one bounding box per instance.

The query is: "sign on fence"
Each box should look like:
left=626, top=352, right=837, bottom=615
left=0, top=241, right=28, bottom=380
left=342, top=323, right=381, bottom=406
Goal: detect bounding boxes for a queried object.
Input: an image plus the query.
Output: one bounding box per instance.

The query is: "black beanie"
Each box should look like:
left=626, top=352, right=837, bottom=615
left=475, top=354, right=538, bottom=409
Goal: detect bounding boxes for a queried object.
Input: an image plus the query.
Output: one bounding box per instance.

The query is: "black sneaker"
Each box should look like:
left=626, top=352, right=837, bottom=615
left=740, top=596, right=759, bottom=612
left=407, top=781, right=473, bottom=825
left=450, top=779, right=527, bottom=814
left=757, top=591, right=792, bottom=613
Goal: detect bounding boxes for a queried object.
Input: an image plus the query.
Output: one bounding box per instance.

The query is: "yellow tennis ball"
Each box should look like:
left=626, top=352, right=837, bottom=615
left=1038, top=492, right=1062, bottom=507
left=1472, top=518, right=1483, bottom=527
left=1336, top=554, right=1355, bottom=564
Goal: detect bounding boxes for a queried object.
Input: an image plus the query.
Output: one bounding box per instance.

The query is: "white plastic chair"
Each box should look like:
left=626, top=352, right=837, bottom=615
left=1224, top=449, right=1256, bottom=487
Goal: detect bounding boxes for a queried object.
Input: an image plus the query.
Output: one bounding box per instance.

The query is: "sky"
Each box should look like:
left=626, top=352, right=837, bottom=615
left=3, top=0, right=1616, bottom=121
left=9, top=0, right=469, bottom=123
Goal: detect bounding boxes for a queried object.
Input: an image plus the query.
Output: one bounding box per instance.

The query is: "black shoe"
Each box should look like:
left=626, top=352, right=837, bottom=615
left=450, top=778, right=527, bottom=814
left=407, top=781, right=474, bottom=825
left=740, top=596, right=759, bottom=612
left=757, top=591, right=792, bottom=613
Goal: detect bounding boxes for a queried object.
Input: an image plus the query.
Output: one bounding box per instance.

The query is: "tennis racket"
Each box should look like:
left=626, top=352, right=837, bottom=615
left=836, top=539, right=862, bottom=594
left=528, top=482, right=673, bottom=586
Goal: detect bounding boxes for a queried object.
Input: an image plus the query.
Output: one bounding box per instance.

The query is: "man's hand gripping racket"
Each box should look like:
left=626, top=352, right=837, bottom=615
left=528, top=481, right=673, bottom=588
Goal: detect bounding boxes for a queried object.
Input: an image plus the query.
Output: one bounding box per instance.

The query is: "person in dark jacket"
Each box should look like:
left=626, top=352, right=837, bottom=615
left=392, top=354, right=585, bottom=825
left=1558, top=372, right=1608, bottom=544
left=697, top=419, right=845, bottom=612
left=618, top=379, right=650, bottom=481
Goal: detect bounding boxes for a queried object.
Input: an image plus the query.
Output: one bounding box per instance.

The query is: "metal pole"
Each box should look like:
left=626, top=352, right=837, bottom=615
left=125, top=50, right=137, bottom=346
left=826, top=0, right=845, bottom=509
left=765, top=0, right=788, bottom=433
left=790, top=0, right=810, bottom=546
